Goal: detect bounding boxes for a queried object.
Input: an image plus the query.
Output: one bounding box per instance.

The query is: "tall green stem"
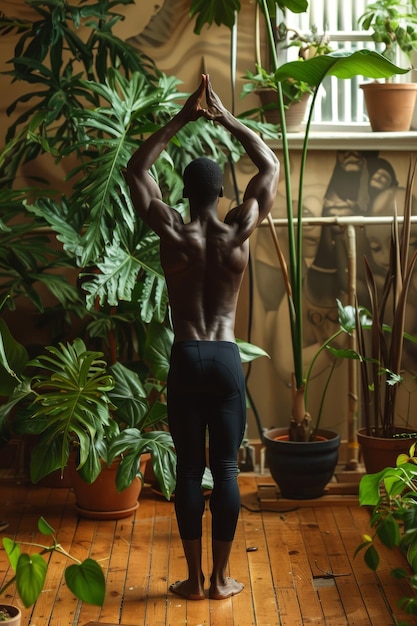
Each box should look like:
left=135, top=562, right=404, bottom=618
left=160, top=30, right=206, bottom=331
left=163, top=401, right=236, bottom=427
left=259, top=0, right=302, bottom=388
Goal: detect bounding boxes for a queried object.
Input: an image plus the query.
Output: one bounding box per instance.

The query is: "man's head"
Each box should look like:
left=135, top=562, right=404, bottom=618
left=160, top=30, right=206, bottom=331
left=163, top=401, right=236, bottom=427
left=183, top=157, right=224, bottom=202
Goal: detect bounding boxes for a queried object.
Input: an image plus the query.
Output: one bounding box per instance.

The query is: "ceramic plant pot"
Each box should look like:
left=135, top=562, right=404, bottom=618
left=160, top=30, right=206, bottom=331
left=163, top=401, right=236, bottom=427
left=361, top=82, right=417, bottom=132
left=68, top=454, right=150, bottom=520
left=255, top=88, right=310, bottom=131
left=263, top=427, right=341, bottom=499
left=0, top=604, right=22, bottom=625
left=357, top=427, right=417, bottom=474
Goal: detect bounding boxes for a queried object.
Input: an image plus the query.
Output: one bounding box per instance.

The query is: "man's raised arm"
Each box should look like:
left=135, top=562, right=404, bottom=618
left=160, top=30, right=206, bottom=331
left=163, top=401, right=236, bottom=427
left=124, top=76, right=207, bottom=224
left=205, top=78, right=279, bottom=224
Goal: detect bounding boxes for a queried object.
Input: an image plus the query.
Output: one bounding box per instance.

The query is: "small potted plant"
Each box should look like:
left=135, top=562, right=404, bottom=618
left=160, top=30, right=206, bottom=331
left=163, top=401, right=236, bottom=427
left=0, top=605, right=21, bottom=625
left=0, top=516, right=105, bottom=616
left=241, top=25, right=332, bottom=130
left=358, top=0, right=417, bottom=131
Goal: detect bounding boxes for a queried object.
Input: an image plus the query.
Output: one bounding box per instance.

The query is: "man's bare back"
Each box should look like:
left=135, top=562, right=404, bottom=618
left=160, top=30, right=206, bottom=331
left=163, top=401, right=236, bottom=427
left=159, top=213, right=251, bottom=342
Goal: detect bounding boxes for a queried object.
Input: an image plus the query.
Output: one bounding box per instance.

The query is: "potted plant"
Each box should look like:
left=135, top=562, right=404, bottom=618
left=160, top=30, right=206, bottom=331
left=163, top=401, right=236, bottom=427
left=0, top=308, right=178, bottom=510
left=0, top=606, right=21, bottom=625
left=349, top=161, right=417, bottom=473
left=355, top=443, right=417, bottom=622
left=241, top=62, right=315, bottom=130
left=188, top=0, right=409, bottom=498
left=358, top=0, right=417, bottom=131
left=0, top=516, right=106, bottom=613
left=241, top=23, right=333, bottom=130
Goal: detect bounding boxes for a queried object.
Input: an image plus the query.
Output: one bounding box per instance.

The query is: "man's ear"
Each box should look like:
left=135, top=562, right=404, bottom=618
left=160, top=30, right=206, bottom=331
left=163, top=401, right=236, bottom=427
left=219, top=186, right=224, bottom=198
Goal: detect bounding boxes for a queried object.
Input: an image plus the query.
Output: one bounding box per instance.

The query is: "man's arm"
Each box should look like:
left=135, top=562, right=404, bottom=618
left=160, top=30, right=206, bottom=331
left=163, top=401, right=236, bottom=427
left=205, top=78, right=280, bottom=224
left=124, top=76, right=207, bottom=228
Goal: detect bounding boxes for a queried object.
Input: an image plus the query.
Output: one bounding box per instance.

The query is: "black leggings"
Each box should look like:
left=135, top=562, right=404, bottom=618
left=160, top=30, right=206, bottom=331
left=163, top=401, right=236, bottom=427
left=167, top=340, right=246, bottom=542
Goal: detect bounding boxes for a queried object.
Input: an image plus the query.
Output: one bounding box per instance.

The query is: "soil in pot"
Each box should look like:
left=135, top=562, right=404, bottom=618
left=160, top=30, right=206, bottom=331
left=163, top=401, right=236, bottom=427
left=263, top=427, right=341, bottom=499
left=0, top=604, right=21, bottom=625
left=357, top=427, right=417, bottom=474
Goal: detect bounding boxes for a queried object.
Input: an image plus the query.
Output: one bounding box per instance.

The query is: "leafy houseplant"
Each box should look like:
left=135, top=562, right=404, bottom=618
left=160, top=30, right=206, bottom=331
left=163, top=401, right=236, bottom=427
left=358, top=0, right=417, bottom=131
left=0, top=312, right=177, bottom=500
left=356, top=444, right=417, bottom=623
left=241, top=24, right=332, bottom=129
left=0, top=517, right=105, bottom=609
left=241, top=62, right=314, bottom=129
left=358, top=0, right=417, bottom=65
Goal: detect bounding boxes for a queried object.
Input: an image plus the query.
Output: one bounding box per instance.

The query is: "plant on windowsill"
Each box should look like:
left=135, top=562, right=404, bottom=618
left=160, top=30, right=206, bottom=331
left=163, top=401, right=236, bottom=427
left=358, top=0, right=417, bottom=131
left=355, top=443, right=417, bottom=624
left=241, top=25, right=333, bottom=130
left=0, top=517, right=106, bottom=612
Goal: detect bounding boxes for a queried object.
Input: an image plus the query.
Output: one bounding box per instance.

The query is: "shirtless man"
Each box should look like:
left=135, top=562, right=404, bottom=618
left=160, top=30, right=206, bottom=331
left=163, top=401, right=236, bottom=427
left=125, top=75, right=279, bottom=601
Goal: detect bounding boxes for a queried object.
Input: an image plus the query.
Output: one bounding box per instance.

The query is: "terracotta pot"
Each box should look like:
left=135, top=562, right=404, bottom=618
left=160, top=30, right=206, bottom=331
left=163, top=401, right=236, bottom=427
left=357, top=427, right=417, bottom=474
left=263, top=427, right=341, bottom=499
left=360, top=82, right=417, bottom=132
left=255, top=88, right=310, bottom=131
left=0, top=604, right=21, bottom=625
left=68, top=454, right=150, bottom=520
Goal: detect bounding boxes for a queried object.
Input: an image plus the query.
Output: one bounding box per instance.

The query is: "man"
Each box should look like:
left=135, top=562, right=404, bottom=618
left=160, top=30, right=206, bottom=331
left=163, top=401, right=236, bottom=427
left=125, top=75, right=279, bottom=601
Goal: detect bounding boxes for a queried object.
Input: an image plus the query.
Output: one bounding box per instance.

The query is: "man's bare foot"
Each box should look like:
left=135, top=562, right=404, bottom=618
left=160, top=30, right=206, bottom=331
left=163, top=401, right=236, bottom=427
left=169, top=579, right=205, bottom=601
left=209, top=577, right=244, bottom=600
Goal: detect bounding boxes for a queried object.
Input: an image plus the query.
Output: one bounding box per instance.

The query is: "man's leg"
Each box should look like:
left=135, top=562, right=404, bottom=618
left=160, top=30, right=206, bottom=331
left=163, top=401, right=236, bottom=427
left=207, top=344, right=246, bottom=600
left=169, top=538, right=205, bottom=600
left=167, top=344, right=207, bottom=600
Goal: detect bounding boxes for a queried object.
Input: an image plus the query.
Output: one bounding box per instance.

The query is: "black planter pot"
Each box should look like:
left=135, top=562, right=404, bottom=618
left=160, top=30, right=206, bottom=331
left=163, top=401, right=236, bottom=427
left=263, top=427, right=341, bottom=500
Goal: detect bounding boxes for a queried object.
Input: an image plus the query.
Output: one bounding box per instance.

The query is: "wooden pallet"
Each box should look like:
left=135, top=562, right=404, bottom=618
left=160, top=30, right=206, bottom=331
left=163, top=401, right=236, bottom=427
left=257, top=470, right=364, bottom=510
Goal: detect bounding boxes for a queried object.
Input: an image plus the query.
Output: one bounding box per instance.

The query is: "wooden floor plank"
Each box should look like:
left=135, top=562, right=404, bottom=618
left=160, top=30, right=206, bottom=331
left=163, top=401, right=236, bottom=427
left=1, top=474, right=415, bottom=625
left=120, top=494, right=155, bottom=625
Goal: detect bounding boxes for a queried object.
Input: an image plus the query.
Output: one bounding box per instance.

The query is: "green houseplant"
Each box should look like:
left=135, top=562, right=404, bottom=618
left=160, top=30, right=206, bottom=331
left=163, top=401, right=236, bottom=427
left=241, top=24, right=333, bottom=129
left=0, top=307, right=177, bottom=496
left=0, top=516, right=106, bottom=610
left=358, top=0, right=417, bottom=131
left=350, top=161, right=417, bottom=473
left=356, top=443, right=417, bottom=623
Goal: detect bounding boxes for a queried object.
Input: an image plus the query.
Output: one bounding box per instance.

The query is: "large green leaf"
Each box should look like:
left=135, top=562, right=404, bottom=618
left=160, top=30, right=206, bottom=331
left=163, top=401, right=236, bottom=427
left=16, top=553, right=48, bottom=609
left=274, top=50, right=410, bottom=86
left=0, top=318, right=29, bottom=395
left=108, top=361, right=148, bottom=428
left=110, top=429, right=176, bottom=499
left=144, top=322, right=174, bottom=381
left=65, top=558, right=106, bottom=606
left=189, top=0, right=308, bottom=33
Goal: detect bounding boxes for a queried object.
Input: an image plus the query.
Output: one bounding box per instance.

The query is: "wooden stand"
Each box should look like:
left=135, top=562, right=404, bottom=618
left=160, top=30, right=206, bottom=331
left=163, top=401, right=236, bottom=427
left=257, top=463, right=366, bottom=510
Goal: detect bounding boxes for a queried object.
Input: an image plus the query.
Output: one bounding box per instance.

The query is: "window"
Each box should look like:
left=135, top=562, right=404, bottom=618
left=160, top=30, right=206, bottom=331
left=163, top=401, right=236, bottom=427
left=276, top=0, right=413, bottom=126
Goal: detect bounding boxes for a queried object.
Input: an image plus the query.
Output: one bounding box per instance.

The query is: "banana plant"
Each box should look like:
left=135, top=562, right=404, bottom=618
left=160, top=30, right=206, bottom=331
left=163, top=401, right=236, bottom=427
left=259, top=0, right=410, bottom=440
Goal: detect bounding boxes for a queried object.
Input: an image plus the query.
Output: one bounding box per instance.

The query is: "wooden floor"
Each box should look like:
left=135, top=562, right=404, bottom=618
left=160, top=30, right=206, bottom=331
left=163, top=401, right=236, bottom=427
left=0, top=471, right=415, bottom=626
